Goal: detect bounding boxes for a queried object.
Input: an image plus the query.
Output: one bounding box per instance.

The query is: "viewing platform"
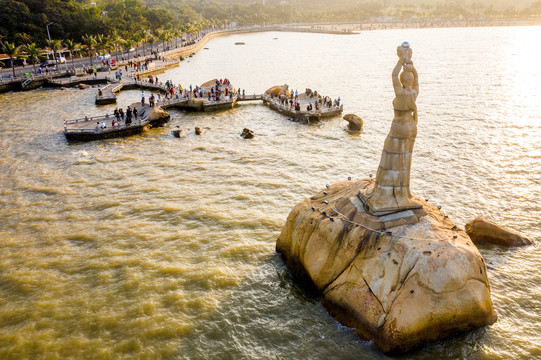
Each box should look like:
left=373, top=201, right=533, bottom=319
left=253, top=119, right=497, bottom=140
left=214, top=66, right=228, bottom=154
left=64, top=103, right=169, bottom=141
left=95, top=79, right=169, bottom=105
left=63, top=80, right=343, bottom=141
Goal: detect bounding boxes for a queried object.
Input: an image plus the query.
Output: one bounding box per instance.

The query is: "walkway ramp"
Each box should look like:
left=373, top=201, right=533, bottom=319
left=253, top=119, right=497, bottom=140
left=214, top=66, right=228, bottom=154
left=237, top=94, right=262, bottom=101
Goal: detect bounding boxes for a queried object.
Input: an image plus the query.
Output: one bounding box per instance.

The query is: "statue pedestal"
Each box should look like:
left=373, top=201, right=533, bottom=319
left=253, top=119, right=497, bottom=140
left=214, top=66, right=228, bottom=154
left=352, top=179, right=425, bottom=229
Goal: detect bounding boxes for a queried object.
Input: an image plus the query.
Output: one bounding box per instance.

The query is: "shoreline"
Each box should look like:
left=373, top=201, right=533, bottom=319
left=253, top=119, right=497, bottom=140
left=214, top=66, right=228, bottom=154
left=3, top=19, right=540, bottom=81
left=295, top=18, right=541, bottom=32
left=146, top=18, right=541, bottom=65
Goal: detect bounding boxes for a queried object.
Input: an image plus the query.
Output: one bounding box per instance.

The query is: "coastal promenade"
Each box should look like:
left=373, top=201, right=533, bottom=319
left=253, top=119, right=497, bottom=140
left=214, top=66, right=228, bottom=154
left=159, top=25, right=355, bottom=61
left=0, top=25, right=352, bottom=94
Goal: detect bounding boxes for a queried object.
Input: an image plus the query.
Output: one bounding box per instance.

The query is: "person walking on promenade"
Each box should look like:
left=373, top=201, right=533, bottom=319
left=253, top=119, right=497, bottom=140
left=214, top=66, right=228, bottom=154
left=141, top=92, right=145, bottom=105
left=114, top=108, right=120, bottom=121
left=119, top=108, right=124, bottom=120
left=133, top=108, right=138, bottom=120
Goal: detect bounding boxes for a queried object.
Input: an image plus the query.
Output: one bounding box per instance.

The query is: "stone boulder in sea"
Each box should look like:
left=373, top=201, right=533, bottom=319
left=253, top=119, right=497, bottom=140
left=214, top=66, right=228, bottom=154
left=465, top=217, right=532, bottom=247
left=240, top=128, right=254, bottom=139
left=343, top=113, right=363, bottom=131
left=276, top=178, right=496, bottom=353
left=172, top=127, right=185, bottom=138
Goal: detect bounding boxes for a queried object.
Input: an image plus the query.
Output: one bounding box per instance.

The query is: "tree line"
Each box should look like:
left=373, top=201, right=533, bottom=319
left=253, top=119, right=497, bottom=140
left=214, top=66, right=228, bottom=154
left=2, top=0, right=541, bottom=76
left=3, top=0, right=541, bottom=50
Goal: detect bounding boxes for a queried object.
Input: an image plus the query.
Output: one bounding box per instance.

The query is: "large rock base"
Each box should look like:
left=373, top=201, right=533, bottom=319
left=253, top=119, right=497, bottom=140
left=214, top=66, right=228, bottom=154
left=276, top=179, right=495, bottom=353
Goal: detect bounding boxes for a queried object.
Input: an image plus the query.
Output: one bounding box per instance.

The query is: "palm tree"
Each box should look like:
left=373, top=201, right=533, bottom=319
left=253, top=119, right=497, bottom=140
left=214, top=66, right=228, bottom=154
left=95, top=34, right=112, bottom=59
left=164, top=30, right=174, bottom=51
left=110, top=31, right=123, bottom=65
left=50, top=39, right=63, bottom=71
left=2, top=42, right=22, bottom=77
left=146, top=34, right=156, bottom=55
left=157, top=29, right=168, bottom=52
left=81, top=34, right=96, bottom=66
left=123, top=39, right=134, bottom=60
left=132, top=32, right=142, bottom=58
left=139, top=31, right=148, bottom=56
left=22, top=43, right=41, bottom=73
left=173, top=28, right=182, bottom=48
left=63, top=39, right=80, bottom=70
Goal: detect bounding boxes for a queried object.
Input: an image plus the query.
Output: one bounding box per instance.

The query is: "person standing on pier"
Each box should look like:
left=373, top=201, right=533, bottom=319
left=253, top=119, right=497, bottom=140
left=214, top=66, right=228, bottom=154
left=133, top=108, right=138, bottom=120
left=141, top=92, right=145, bottom=105
left=126, top=107, right=132, bottom=125
left=119, top=108, right=124, bottom=120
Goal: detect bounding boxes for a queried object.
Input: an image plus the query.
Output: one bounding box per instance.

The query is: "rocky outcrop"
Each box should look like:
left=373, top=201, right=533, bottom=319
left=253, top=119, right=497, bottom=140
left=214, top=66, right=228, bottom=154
left=265, top=84, right=288, bottom=97
left=343, top=113, right=363, bottom=131
left=465, top=218, right=532, bottom=247
left=129, top=102, right=170, bottom=126
left=200, top=79, right=218, bottom=88
left=188, top=98, right=206, bottom=111
left=147, top=105, right=170, bottom=123
left=276, top=179, right=495, bottom=353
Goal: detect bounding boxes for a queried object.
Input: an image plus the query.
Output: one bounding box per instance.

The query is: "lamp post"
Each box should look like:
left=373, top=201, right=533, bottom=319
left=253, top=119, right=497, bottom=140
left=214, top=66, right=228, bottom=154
left=46, top=22, right=53, bottom=60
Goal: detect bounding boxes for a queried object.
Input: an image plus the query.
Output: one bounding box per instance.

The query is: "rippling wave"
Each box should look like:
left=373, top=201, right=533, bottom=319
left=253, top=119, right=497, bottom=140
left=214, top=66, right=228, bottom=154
left=0, top=26, right=539, bottom=359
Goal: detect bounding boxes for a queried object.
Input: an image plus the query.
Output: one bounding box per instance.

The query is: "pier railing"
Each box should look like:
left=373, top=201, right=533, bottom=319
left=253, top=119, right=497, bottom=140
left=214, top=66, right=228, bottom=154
left=132, top=59, right=180, bottom=78
left=64, top=114, right=149, bottom=135
left=0, top=70, right=73, bottom=85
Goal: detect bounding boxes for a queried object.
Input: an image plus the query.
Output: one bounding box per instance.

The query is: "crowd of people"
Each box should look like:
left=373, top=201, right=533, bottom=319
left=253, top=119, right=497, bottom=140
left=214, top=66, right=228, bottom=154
left=269, top=88, right=341, bottom=113
left=111, top=106, right=138, bottom=125
left=138, top=78, right=239, bottom=105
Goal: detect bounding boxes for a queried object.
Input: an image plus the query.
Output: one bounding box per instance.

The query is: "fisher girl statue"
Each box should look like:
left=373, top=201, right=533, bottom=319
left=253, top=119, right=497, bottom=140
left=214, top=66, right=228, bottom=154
left=360, top=42, right=423, bottom=215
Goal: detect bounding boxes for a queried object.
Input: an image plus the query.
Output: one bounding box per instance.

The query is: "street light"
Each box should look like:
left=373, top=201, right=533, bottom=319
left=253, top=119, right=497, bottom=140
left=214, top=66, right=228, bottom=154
left=46, top=22, right=53, bottom=60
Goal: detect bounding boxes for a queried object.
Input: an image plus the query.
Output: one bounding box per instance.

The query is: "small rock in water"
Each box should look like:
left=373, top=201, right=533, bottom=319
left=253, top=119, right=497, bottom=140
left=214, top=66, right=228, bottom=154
left=172, top=129, right=185, bottom=138
left=195, top=127, right=204, bottom=135
left=343, top=113, right=363, bottom=131
left=240, top=128, right=254, bottom=139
